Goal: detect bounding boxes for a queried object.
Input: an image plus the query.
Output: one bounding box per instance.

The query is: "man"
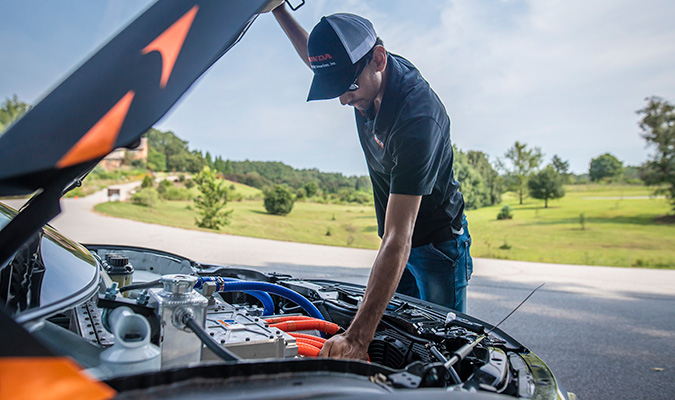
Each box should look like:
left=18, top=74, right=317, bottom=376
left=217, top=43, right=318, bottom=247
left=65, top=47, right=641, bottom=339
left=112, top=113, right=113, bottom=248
left=272, top=4, right=473, bottom=360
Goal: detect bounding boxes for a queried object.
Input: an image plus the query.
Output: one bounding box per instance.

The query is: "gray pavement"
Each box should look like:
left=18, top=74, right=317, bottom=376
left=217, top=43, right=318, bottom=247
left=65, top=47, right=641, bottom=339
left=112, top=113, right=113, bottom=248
left=3, top=191, right=675, bottom=399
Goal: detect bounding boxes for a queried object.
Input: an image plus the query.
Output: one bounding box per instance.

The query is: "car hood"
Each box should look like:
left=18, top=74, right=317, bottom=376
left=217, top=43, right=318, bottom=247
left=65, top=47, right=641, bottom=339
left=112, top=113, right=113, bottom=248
left=0, top=0, right=272, bottom=197
left=0, top=0, right=278, bottom=269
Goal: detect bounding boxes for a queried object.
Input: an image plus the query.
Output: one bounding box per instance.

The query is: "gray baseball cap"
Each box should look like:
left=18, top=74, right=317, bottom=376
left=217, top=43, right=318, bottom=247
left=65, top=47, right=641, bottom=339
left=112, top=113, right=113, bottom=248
left=306, top=13, right=377, bottom=101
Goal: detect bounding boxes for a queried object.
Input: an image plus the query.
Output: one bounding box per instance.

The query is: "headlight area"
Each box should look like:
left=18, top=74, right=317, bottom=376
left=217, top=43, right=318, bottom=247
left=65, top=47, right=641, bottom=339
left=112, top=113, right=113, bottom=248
left=29, top=245, right=570, bottom=399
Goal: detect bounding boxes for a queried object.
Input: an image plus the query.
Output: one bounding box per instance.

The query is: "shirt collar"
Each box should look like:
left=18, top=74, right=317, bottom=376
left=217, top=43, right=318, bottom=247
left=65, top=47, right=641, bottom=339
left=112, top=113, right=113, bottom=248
left=371, top=53, right=404, bottom=136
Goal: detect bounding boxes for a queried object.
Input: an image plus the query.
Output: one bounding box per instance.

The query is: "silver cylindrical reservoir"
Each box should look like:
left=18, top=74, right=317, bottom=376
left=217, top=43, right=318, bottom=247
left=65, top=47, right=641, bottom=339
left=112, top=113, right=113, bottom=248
left=149, top=274, right=208, bottom=369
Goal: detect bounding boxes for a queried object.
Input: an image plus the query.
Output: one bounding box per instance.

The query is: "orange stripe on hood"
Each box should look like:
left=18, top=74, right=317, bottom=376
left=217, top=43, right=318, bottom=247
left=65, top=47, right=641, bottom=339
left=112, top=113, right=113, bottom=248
left=142, top=5, right=199, bottom=88
left=0, top=357, right=115, bottom=400
left=57, top=90, right=135, bottom=168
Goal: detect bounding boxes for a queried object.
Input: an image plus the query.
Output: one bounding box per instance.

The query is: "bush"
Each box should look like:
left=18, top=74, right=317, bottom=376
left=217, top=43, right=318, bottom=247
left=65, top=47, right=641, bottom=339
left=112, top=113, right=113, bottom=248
left=131, top=188, right=159, bottom=207
left=497, top=205, right=513, bottom=220
left=263, top=185, right=295, bottom=215
left=141, top=175, right=154, bottom=188
left=162, top=186, right=193, bottom=201
left=229, top=191, right=243, bottom=202
left=184, top=179, right=195, bottom=189
left=156, top=179, right=173, bottom=196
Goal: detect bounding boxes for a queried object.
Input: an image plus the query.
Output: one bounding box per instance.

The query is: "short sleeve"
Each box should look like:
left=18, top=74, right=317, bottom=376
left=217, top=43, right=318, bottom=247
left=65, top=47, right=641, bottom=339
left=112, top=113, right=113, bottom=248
left=388, top=117, right=445, bottom=195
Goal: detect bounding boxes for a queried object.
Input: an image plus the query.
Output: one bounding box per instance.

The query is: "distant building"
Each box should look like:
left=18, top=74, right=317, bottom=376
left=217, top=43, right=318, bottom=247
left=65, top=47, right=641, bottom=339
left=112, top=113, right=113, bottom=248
left=100, top=137, right=148, bottom=170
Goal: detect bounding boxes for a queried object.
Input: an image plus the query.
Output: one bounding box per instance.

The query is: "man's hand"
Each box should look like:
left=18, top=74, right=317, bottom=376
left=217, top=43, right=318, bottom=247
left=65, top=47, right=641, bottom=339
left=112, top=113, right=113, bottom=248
left=319, top=333, right=369, bottom=360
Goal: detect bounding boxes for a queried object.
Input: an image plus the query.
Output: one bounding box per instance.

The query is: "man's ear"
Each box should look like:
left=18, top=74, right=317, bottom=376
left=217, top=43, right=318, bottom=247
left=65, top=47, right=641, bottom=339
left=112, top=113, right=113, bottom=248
left=372, top=46, right=387, bottom=72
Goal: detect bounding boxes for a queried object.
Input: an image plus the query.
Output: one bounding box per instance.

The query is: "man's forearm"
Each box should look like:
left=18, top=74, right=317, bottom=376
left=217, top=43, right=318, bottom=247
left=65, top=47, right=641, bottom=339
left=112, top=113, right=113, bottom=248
left=344, top=235, right=411, bottom=345
left=272, top=4, right=310, bottom=68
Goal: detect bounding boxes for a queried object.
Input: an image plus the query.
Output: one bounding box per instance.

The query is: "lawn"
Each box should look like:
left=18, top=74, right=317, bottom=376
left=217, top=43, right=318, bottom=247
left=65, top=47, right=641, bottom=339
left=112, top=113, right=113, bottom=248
left=96, top=198, right=381, bottom=250
left=465, top=184, right=674, bottom=268
left=95, top=183, right=675, bottom=269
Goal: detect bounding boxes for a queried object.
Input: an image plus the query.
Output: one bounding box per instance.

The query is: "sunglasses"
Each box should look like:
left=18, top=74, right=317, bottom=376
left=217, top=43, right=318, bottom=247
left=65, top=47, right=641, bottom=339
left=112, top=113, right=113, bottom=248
left=346, top=54, right=373, bottom=92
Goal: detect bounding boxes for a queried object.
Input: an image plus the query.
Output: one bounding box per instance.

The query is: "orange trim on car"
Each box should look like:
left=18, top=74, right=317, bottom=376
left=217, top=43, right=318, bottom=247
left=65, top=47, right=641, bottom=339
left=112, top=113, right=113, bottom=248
left=142, top=5, right=199, bottom=88
left=57, top=90, right=135, bottom=168
left=0, top=357, right=115, bottom=400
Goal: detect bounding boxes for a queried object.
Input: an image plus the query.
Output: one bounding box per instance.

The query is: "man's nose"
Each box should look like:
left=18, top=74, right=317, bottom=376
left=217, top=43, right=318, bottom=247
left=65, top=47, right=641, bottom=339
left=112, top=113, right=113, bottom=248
left=339, top=92, right=351, bottom=106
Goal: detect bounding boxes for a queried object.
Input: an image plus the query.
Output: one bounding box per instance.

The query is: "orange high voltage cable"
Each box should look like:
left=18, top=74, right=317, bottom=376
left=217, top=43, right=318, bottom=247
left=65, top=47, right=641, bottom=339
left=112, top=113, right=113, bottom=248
left=269, top=320, right=340, bottom=335
left=264, top=316, right=315, bottom=324
left=296, top=342, right=321, bottom=357
left=292, top=335, right=326, bottom=350
left=288, top=332, right=327, bottom=344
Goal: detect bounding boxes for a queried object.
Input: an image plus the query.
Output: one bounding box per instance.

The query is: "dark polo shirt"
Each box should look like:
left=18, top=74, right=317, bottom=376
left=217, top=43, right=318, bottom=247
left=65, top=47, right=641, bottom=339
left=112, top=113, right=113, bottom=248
left=356, top=53, right=464, bottom=248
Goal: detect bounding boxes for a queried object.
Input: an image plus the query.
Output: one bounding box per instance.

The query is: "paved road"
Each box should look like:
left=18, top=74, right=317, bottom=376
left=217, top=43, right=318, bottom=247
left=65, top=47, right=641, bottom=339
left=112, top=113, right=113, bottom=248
left=4, top=191, right=675, bottom=399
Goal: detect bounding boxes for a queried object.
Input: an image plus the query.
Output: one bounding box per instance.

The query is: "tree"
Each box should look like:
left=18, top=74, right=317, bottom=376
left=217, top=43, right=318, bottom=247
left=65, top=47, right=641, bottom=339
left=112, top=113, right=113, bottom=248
left=637, top=96, right=675, bottom=212
left=528, top=166, right=565, bottom=208
left=0, top=95, right=31, bottom=133
left=454, top=150, right=486, bottom=210
left=146, top=147, right=167, bottom=171
left=453, top=147, right=504, bottom=210
left=467, top=150, right=503, bottom=206
left=551, top=155, right=570, bottom=183
left=204, top=151, right=214, bottom=170
left=193, top=167, right=233, bottom=229
left=501, top=141, right=543, bottom=204
left=263, top=185, right=295, bottom=215
left=223, top=159, right=234, bottom=174
left=589, top=153, right=623, bottom=182
left=141, top=175, right=154, bottom=188
left=304, top=181, right=319, bottom=197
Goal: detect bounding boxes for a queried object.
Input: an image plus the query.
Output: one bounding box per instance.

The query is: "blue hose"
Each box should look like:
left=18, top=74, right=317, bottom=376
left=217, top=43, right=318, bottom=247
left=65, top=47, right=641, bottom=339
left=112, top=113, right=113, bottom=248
left=219, top=281, right=325, bottom=321
left=197, top=277, right=275, bottom=315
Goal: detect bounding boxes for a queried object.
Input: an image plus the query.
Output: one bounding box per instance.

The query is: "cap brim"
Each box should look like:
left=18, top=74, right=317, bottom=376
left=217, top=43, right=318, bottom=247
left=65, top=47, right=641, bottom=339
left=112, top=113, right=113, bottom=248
left=306, top=65, right=356, bottom=101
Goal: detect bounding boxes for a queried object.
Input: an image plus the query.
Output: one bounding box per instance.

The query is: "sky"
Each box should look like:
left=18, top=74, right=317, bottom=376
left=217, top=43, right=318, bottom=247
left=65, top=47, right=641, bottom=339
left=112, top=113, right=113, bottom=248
left=1, top=0, right=674, bottom=176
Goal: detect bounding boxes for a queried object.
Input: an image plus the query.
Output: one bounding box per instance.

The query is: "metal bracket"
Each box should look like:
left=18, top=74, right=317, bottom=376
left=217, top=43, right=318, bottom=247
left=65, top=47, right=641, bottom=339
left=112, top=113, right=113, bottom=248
left=285, top=0, right=305, bottom=11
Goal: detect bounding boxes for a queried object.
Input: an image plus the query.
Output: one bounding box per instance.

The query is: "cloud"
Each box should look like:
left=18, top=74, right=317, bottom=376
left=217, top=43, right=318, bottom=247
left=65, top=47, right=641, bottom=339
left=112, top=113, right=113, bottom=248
left=366, top=0, right=675, bottom=171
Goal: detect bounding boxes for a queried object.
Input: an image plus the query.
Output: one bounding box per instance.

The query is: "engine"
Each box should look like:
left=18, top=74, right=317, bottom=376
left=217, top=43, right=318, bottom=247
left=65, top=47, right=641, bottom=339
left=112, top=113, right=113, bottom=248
left=39, top=247, right=546, bottom=398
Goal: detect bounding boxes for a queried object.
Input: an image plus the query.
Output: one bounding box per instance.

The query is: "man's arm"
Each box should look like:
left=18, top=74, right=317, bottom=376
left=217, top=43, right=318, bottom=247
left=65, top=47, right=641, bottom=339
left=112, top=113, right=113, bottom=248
left=319, top=193, right=422, bottom=360
left=272, top=4, right=311, bottom=68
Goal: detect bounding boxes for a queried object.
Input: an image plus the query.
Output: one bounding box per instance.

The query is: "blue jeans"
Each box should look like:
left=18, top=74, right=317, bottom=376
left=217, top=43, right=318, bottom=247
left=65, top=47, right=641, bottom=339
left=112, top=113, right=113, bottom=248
left=396, top=215, right=473, bottom=313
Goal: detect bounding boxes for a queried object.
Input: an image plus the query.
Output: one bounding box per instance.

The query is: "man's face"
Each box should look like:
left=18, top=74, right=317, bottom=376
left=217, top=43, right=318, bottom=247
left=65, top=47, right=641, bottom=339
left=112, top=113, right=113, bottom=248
left=338, top=60, right=382, bottom=111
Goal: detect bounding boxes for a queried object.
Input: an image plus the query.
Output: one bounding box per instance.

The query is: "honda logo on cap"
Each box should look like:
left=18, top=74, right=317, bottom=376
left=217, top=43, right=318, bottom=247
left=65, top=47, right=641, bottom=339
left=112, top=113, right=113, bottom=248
left=309, top=53, right=333, bottom=62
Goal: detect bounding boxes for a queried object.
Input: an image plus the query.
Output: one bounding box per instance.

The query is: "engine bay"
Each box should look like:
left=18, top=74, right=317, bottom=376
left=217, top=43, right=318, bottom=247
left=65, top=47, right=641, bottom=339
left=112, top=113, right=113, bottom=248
left=29, top=245, right=558, bottom=398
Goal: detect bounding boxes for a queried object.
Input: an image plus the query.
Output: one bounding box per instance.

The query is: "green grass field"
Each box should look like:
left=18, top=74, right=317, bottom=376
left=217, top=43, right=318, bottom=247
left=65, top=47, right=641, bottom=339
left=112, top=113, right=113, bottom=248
left=465, top=184, right=674, bottom=268
left=96, top=198, right=381, bottom=250
left=95, top=183, right=675, bottom=269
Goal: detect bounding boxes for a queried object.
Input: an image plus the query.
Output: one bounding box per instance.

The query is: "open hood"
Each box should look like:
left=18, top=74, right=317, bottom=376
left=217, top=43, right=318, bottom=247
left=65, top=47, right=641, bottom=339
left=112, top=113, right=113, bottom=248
left=0, top=0, right=278, bottom=268
left=0, top=0, right=275, bottom=196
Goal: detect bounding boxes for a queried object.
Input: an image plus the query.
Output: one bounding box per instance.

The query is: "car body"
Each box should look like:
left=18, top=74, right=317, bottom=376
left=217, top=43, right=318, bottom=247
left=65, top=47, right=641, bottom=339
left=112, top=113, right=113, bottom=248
left=0, top=1, right=572, bottom=399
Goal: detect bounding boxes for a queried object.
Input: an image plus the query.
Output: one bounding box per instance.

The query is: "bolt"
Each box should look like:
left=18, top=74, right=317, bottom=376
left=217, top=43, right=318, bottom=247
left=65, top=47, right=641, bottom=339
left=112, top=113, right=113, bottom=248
left=104, top=283, right=119, bottom=299
left=136, top=289, right=150, bottom=306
